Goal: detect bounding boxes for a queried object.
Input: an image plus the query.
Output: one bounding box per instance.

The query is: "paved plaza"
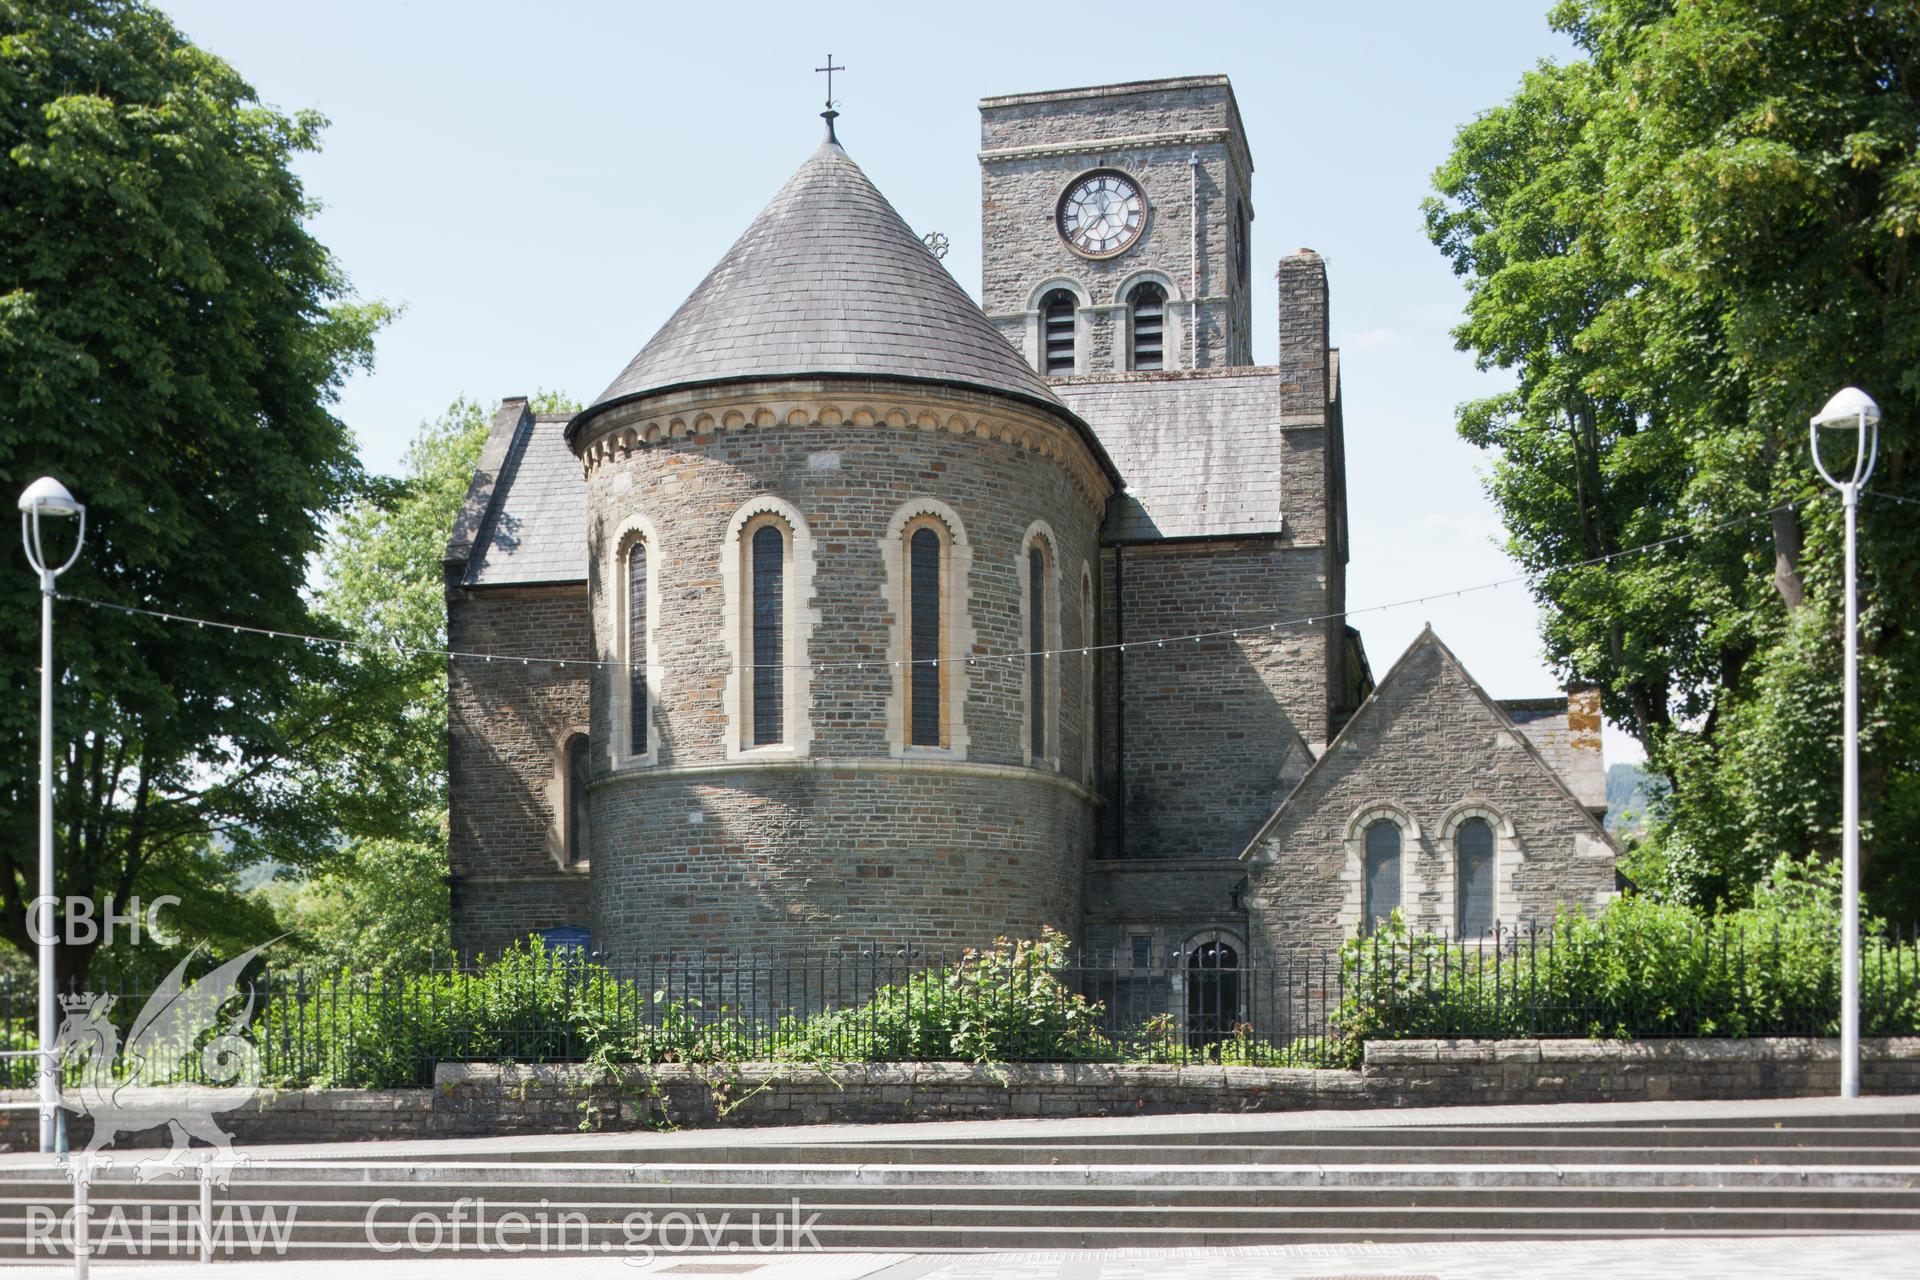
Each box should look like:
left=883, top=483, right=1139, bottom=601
left=1, top=1233, right=1910, bottom=1279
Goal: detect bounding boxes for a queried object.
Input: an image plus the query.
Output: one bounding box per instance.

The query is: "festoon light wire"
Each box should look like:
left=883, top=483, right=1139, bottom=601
left=53, top=496, right=1831, bottom=674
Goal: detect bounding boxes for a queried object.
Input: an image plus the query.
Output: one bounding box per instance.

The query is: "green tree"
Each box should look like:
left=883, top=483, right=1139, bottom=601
left=0, top=1, right=388, bottom=983
left=1428, top=0, right=1920, bottom=914
left=261, top=394, right=575, bottom=973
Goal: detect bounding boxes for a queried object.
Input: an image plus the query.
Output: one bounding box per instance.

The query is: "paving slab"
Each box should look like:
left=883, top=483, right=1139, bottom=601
left=1, top=1233, right=1917, bottom=1278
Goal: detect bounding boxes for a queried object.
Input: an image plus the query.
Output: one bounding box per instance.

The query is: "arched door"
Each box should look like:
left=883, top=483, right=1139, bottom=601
left=1186, top=940, right=1240, bottom=1049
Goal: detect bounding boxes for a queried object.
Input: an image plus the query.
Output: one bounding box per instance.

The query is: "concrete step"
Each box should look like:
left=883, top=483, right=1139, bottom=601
left=2, top=1105, right=1913, bottom=1258
left=101, top=1203, right=1920, bottom=1234
left=6, top=1177, right=1920, bottom=1207
left=449, top=1141, right=1920, bottom=1166
left=6, top=1161, right=1920, bottom=1193
left=15, top=1220, right=1920, bottom=1261
left=927, top=1123, right=1920, bottom=1148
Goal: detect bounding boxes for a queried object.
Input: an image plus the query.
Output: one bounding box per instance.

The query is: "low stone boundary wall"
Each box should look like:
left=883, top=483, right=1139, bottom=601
left=0, top=1086, right=433, bottom=1152
left=431, top=1060, right=1371, bottom=1134
left=1366, top=1035, right=1920, bottom=1105
left=4, top=1037, right=1915, bottom=1148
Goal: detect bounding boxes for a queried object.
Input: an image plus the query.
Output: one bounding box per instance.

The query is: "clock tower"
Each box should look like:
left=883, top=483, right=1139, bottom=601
left=979, top=76, right=1254, bottom=375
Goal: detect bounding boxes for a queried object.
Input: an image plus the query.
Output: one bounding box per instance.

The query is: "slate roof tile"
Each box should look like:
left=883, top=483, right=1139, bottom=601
left=467, top=414, right=587, bottom=587
left=576, top=136, right=1065, bottom=424
left=1054, top=371, right=1286, bottom=540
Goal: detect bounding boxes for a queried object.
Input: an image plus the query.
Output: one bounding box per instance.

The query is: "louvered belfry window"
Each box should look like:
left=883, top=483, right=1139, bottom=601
left=1029, top=546, right=1047, bottom=760
left=1364, top=819, right=1402, bottom=934
left=909, top=526, right=943, bottom=746
left=1457, top=817, right=1496, bottom=938
left=1129, top=282, right=1166, bottom=371
left=751, top=523, right=785, bottom=746
left=1041, top=290, right=1077, bottom=375
left=626, top=541, right=648, bottom=753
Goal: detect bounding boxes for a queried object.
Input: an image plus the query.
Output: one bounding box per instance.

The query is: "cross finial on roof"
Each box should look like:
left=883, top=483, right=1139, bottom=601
left=815, top=54, right=845, bottom=143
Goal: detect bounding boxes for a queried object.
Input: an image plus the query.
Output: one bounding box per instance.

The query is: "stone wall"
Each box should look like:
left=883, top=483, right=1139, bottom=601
left=0, top=1088, right=434, bottom=1153
left=491, top=1038, right=1920, bottom=1129
left=1102, top=538, right=1329, bottom=860
left=591, top=766, right=1091, bottom=959
left=577, top=379, right=1108, bottom=959
left=1363, top=1037, right=1920, bottom=1106
left=1245, top=633, right=1619, bottom=959
left=1080, top=857, right=1247, bottom=964
left=8, top=1039, right=1911, bottom=1150
left=445, top=579, right=593, bottom=958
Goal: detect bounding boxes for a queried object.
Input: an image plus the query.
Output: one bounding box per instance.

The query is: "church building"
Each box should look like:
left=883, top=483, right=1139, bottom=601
left=443, top=76, right=1619, bottom=968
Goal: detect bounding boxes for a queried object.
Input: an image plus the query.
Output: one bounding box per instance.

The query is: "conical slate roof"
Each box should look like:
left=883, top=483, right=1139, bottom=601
left=572, top=134, right=1067, bottom=432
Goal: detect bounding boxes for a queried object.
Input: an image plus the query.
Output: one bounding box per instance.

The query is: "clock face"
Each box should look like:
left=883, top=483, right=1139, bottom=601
left=1058, top=171, right=1146, bottom=257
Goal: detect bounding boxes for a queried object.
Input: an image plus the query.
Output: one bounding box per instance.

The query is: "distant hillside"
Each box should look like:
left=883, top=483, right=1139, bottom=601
left=1606, top=762, right=1665, bottom=839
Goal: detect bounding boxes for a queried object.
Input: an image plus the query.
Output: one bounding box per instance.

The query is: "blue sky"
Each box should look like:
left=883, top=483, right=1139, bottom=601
left=159, top=1, right=1637, bottom=761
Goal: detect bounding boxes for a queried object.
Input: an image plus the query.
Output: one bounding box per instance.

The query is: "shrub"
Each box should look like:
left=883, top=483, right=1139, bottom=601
left=1335, top=857, right=1920, bottom=1051
left=777, top=929, right=1116, bottom=1063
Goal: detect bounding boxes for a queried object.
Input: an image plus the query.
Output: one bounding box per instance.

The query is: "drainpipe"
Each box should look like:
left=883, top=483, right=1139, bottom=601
left=1189, top=151, right=1200, bottom=369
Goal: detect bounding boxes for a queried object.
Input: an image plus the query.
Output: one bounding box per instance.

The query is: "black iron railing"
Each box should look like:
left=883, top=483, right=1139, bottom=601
left=0, top=918, right=1911, bottom=1089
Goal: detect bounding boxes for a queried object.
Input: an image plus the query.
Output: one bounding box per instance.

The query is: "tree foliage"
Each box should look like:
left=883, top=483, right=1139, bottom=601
left=1428, top=0, right=1920, bottom=915
left=0, top=1, right=388, bottom=981
left=260, top=394, right=575, bottom=974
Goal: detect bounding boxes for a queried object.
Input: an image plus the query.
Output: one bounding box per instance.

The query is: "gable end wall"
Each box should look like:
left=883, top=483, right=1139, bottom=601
left=1244, top=641, right=1616, bottom=960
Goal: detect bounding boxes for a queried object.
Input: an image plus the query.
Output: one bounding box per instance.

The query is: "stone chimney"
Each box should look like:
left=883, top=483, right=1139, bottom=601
left=1277, top=249, right=1328, bottom=415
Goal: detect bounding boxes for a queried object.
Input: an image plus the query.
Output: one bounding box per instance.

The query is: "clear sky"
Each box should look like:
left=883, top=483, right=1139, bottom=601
left=158, top=0, right=1638, bottom=762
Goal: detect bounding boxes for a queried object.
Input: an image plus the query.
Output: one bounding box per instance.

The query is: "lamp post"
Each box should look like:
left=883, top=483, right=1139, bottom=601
left=18, top=477, right=84, bottom=1152
left=1809, top=387, right=1880, bottom=1100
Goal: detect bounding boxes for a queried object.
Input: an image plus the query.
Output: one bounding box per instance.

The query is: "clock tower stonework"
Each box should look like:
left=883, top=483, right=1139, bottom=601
left=980, top=76, right=1254, bottom=374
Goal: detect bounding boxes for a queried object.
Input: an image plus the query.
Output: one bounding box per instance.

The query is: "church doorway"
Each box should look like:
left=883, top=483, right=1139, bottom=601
left=1186, top=939, right=1240, bottom=1050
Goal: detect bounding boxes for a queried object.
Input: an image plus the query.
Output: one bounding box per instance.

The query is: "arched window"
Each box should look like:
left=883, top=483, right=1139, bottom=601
left=1128, top=282, right=1166, bottom=371
left=1457, top=816, right=1496, bottom=938
left=749, top=521, right=785, bottom=747
left=1363, top=819, right=1402, bottom=934
left=909, top=524, right=944, bottom=747
left=886, top=501, right=972, bottom=757
left=1041, top=289, right=1077, bottom=375
left=624, top=538, right=649, bottom=756
left=563, top=733, right=590, bottom=866
left=722, top=497, right=817, bottom=760
left=1028, top=545, right=1048, bottom=760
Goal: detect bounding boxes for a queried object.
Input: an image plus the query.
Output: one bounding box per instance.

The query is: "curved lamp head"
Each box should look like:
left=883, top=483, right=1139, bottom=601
left=18, top=476, right=86, bottom=578
left=1810, top=387, right=1881, bottom=491
left=17, top=476, right=81, bottom=518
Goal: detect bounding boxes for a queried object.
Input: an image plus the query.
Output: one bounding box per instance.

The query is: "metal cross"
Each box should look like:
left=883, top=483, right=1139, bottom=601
left=815, top=55, right=845, bottom=109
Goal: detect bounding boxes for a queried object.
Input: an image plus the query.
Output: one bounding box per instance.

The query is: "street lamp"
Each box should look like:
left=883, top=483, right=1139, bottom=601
left=18, top=477, right=84, bottom=1152
left=1809, top=387, right=1879, bottom=1100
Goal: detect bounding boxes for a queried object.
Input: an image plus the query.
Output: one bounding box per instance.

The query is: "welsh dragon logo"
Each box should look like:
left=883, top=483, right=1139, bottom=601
left=53, top=941, right=273, bottom=1183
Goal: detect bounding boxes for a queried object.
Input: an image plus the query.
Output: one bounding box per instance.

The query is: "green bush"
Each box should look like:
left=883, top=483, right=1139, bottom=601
left=261, top=941, right=653, bottom=1086
left=775, top=929, right=1116, bottom=1063
left=1335, top=857, right=1920, bottom=1060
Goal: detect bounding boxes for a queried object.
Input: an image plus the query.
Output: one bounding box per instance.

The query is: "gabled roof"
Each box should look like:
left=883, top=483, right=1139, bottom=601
left=1237, top=626, right=1618, bottom=859
left=569, top=131, right=1070, bottom=440
left=444, top=399, right=587, bottom=587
